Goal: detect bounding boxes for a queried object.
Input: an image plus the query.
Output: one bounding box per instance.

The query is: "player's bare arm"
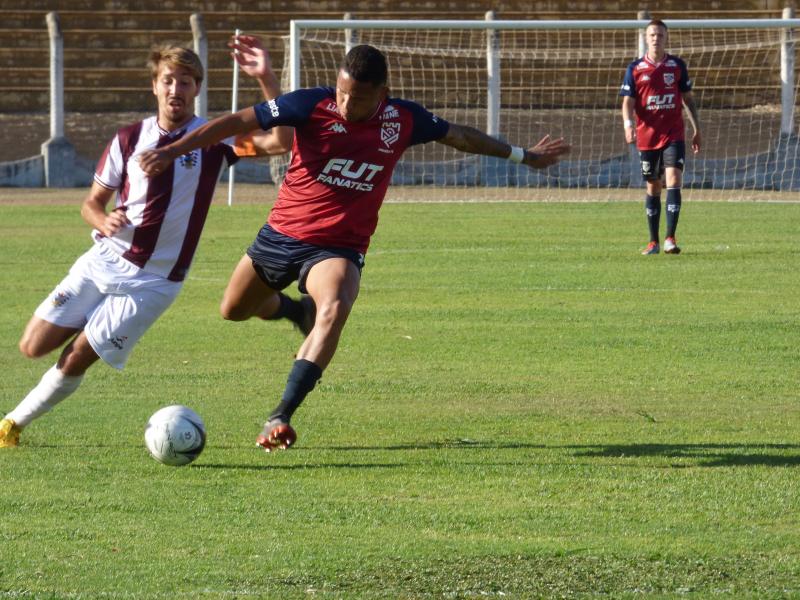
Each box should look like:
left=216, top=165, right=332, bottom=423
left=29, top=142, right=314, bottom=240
left=230, top=34, right=293, bottom=155
left=438, top=123, right=569, bottom=169
left=80, top=182, right=128, bottom=237
left=138, top=107, right=261, bottom=176
left=622, top=96, right=637, bottom=144
left=683, top=92, right=702, bottom=154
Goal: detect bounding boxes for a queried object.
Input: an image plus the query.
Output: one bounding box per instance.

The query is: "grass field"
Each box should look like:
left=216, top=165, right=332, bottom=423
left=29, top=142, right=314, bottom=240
left=1, top=197, right=799, bottom=598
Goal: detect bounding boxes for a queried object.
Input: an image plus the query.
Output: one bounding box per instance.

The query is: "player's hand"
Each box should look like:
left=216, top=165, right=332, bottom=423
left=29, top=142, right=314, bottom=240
left=229, top=34, right=273, bottom=80
left=691, top=131, right=701, bottom=154
left=625, top=126, right=636, bottom=145
left=138, top=148, right=172, bottom=177
left=523, top=135, right=570, bottom=169
left=99, top=207, right=130, bottom=237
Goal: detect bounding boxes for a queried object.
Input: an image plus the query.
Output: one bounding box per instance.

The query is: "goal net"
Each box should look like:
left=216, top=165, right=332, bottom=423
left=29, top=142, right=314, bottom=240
left=274, top=19, right=800, bottom=202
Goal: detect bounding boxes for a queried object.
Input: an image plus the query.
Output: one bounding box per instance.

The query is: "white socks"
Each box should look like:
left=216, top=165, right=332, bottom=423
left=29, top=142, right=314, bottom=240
left=7, top=365, right=84, bottom=428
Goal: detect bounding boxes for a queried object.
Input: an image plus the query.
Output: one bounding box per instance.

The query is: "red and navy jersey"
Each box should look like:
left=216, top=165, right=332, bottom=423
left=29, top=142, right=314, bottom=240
left=253, top=87, right=449, bottom=253
left=619, top=53, right=693, bottom=151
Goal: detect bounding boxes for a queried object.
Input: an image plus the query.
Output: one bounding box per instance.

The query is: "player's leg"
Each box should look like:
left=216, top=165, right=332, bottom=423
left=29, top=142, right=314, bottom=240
left=220, top=254, right=282, bottom=320
left=221, top=255, right=313, bottom=334
left=3, top=330, right=99, bottom=446
left=18, top=317, right=80, bottom=359
left=663, top=142, right=686, bottom=254
left=228, top=229, right=316, bottom=333
left=640, top=149, right=664, bottom=255
left=2, top=255, right=104, bottom=447
left=257, top=257, right=361, bottom=451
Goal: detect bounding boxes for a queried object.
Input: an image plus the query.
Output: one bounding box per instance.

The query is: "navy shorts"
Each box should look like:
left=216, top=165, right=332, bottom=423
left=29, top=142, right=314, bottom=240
left=640, top=141, right=685, bottom=181
left=246, top=224, right=365, bottom=293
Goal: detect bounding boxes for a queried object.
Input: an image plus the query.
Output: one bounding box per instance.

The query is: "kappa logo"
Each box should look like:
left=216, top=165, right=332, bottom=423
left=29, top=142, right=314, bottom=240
left=381, top=122, right=400, bottom=148
left=641, top=75, right=650, bottom=82
left=328, top=123, right=348, bottom=134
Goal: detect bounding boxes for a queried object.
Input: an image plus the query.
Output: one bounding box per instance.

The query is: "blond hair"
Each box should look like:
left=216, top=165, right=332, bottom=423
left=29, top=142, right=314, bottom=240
left=148, top=45, right=204, bottom=84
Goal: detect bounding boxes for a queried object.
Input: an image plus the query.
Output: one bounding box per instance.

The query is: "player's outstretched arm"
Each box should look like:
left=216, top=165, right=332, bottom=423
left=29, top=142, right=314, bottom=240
left=230, top=34, right=293, bottom=155
left=437, top=123, right=569, bottom=169
left=138, top=107, right=261, bottom=176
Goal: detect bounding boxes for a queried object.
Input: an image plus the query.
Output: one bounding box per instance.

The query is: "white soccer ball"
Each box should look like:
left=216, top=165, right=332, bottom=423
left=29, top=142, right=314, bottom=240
left=144, top=405, right=206, bottom=466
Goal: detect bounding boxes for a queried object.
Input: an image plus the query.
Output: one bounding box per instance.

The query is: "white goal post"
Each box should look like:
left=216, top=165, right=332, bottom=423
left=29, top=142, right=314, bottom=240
left=279, top=15, right=800, bottom=201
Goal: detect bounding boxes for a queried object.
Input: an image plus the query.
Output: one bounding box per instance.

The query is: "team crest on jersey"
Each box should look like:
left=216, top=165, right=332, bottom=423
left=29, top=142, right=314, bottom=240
left=179, top=151, right=198, bottom=169
left=381, top=122, right=400, bottom=148
left=663, top=72, right=675, bottom=86
left=51, top=291, right=71, bottom=307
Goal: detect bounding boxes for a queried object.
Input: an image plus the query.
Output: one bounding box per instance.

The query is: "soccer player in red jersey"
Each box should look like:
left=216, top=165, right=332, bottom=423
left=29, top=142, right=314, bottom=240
left=0, top=41, right=287, bottom=448
left=620, top=19, right=701, bottom=255
left=139, top=43, right=570, bottom=452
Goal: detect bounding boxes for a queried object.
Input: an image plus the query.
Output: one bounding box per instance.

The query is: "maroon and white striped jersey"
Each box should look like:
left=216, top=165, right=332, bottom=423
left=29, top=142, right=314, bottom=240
left=93, top=116, right=237, bottom=282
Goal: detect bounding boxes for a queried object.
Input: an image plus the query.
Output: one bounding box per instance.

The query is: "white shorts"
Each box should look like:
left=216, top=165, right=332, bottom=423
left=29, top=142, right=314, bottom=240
left=34, top=243, right=182, bottom=370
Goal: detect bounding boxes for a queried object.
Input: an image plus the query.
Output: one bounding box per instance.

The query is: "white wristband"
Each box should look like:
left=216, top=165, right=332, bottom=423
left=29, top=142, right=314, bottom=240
left=507, top=145, right=525, bottom=163
left=624, top=119, right=635, bottom=128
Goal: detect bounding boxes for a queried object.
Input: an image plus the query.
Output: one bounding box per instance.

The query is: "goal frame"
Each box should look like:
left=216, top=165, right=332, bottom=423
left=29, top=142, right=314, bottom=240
left=289, top=16, right=800, bottom=138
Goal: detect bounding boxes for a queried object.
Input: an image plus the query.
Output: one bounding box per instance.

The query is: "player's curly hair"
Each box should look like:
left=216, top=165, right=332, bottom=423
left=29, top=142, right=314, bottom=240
left=340, top=44, right=387, bottom=86
left=148, top=45, right=204, bottom=84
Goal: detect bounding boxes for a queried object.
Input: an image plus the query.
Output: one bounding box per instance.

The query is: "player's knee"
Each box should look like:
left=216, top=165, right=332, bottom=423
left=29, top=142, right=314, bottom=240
left=18, top=338, right=40, bottom=359
left=219, top=301, right=242, bottom=321
left=219, top=296, right=254, bottom=321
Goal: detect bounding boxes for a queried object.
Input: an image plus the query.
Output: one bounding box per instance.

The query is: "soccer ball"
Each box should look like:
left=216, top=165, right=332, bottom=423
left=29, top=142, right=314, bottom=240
left=144, top=405, right=206, bottom=466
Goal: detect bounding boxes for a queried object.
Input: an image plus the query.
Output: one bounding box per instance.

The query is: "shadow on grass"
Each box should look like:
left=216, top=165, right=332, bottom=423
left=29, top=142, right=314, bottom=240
left=312, top=440, right=800, bottom=468
left=194, top=461, right=404, bottom=471
left=572, top=443, right=800, bottom=467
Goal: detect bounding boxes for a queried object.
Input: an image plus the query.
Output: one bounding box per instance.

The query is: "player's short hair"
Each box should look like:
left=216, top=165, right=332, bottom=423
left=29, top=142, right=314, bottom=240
left=148, top=45, right=204, bottom=84
left=339, top=44, right=387, bottom=86
left=647, top=19, right=668, bottom=31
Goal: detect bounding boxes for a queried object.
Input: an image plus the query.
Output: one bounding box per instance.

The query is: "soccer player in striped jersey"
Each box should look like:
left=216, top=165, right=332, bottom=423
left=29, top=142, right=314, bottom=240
left=0, top=41, right=290, bottom=448
left=139, top=43, right=570, bottom=452
left=620, top=19, right=701, bottom=255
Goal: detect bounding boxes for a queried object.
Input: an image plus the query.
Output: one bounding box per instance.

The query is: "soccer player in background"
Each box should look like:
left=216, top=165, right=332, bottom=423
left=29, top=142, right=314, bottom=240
left=0, top=40, right=289, bottom=447
left=139, top=43, right=571, bottom=452
left=620, top=19, right=701, bottom=255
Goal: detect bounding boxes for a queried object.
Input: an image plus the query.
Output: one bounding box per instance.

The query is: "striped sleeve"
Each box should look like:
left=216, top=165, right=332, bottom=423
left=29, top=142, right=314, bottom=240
left=94, top=134, right=124, bottom=190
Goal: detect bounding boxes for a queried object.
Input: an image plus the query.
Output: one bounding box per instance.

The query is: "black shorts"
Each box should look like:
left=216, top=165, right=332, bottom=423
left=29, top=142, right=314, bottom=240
left=246, top=224, right=365, bottom=294
left=640, top=141, right=686, bottom=181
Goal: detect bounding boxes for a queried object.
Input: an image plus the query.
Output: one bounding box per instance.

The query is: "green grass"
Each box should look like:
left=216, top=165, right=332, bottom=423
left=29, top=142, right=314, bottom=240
left=1, top=199, right=799, bottom=598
